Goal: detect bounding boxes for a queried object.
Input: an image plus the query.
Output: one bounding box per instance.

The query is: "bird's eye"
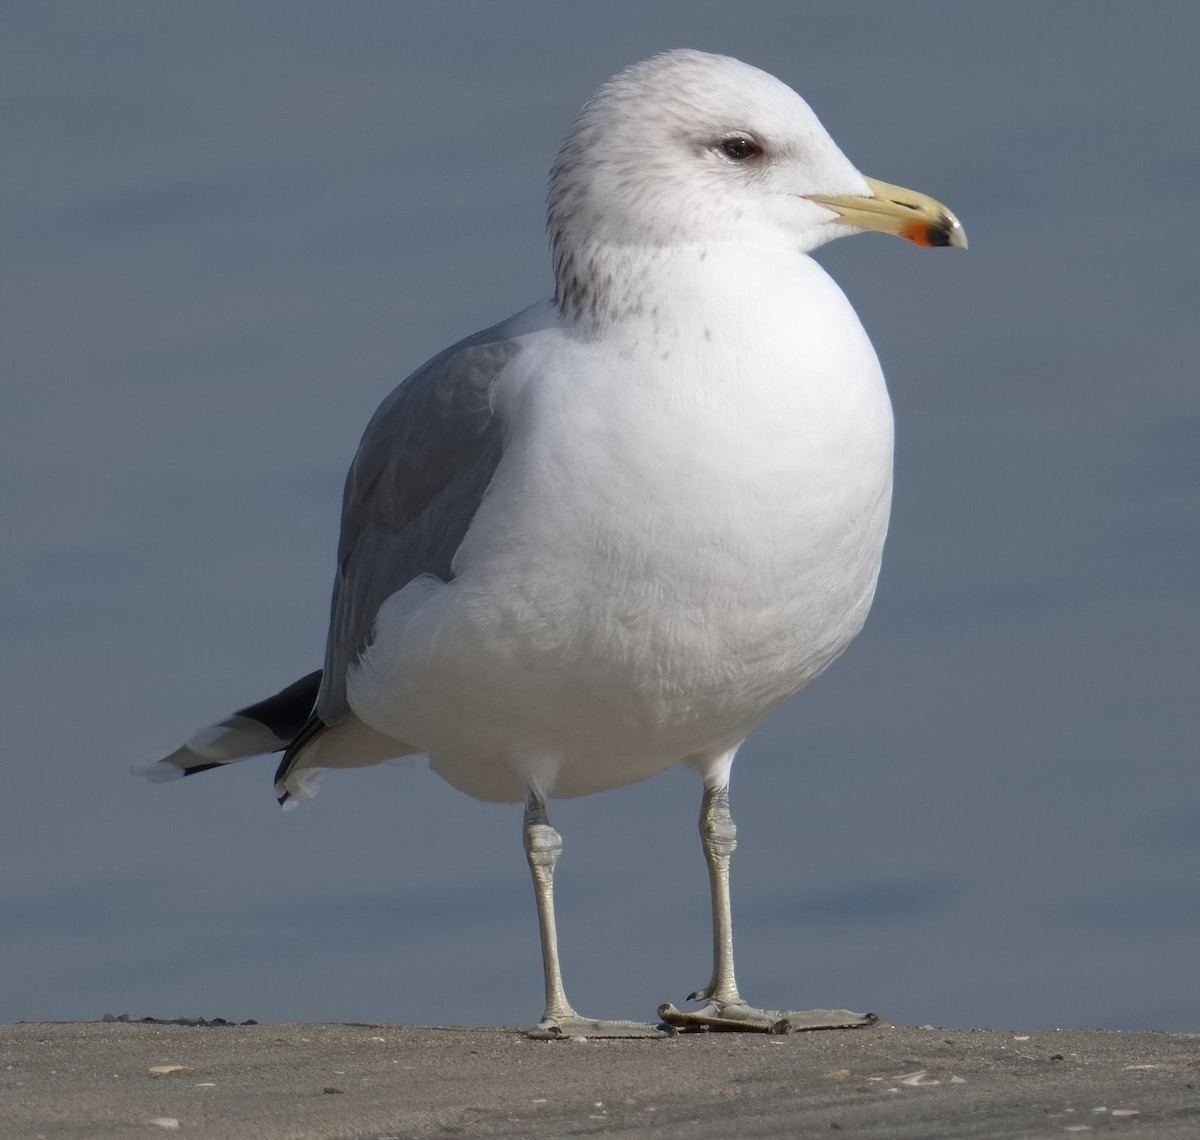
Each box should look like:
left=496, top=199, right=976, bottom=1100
left=717, top=136, right=762, bottom=162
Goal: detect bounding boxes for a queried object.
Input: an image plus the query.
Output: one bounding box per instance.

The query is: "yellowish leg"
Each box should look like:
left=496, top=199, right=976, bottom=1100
left=691, top=783, right=742, bottom=1005
left=659, top=780, right=878, bottom=1034
left=523, top=790, right=667, bottom=1039
left=523, top=791, right=576, bottom=1024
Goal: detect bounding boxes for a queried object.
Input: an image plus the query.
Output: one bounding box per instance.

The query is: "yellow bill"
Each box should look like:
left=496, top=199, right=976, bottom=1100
left=807, top=176, right=967, bottom=249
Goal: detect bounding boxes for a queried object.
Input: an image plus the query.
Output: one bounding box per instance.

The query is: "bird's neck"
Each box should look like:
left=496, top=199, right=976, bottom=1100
left=553, top=235, right=819, bottom=345
left=552, top=236, right=668, bottom=334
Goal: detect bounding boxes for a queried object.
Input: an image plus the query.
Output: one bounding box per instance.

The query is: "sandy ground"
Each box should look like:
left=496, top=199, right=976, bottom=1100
left=2, top=1020, right=1198, bottom=1139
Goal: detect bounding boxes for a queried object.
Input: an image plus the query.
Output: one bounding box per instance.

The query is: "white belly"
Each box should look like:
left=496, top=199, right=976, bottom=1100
left=349, top=250, right=893, bottom=801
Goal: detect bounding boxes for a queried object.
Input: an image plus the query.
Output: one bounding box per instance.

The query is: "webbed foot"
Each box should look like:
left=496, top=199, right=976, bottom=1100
left=658, top=999, right=877, bottom=1034
left=527, top=1013, right=672, bottom=1040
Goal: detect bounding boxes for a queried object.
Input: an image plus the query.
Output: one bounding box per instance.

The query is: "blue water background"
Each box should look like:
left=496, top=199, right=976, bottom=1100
left=2, top=2, right=1197, bottom=1030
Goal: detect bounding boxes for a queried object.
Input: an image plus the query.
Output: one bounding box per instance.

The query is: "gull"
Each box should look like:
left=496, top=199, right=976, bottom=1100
left=142, top=49, right=965, bottom=1038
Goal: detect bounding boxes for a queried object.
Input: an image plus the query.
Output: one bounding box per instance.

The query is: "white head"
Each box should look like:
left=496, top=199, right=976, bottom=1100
left=548, top=50, right=963, bottom=322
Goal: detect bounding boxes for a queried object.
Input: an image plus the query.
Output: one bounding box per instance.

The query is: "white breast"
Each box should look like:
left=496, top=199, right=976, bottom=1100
left=349, top=245, right=893, bottom=802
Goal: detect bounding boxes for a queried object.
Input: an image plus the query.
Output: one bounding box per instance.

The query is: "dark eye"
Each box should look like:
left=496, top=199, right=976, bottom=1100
left=717, top=136, right=762, bottom=162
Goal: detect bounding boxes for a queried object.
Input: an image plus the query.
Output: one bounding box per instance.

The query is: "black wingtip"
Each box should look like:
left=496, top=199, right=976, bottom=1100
left=181, top=761, right=226, bottom=778
left=273, top=713, right=326, bottom=802
left=235, top=670, right=323, bottom=741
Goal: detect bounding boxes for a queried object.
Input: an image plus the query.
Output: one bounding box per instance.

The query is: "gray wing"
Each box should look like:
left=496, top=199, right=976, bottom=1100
left=316, top=300, right=555, bottom=721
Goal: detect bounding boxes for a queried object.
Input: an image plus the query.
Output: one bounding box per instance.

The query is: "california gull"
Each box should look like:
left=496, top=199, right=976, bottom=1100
left=142, top=49, right=965, bottom=1038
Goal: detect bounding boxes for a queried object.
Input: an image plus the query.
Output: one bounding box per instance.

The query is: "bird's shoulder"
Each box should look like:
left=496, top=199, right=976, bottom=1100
left=341, top=299, right=557, bottom=533
left=315, top=300, right=557, bottom=722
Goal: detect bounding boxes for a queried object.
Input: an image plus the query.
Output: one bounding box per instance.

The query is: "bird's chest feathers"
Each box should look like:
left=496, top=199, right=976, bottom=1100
left=479, top=254, right=894, bottom=666
left=558, top=360, right=886, bottom=600
left=519, top=262, right=885, bottom=564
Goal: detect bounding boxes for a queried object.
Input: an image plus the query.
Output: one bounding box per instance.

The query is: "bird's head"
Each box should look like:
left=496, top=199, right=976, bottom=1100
left=548, top=49, right=964, bottom=308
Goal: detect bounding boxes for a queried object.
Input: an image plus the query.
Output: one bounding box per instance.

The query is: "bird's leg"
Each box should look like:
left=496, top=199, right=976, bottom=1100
left=523, top=789, right=667, bottom=1040
left=658, top=779, right=879, bottom=1034
left=523, top=790, right=574, bottom=1025
left=692, top=782, right=742, bottom=1006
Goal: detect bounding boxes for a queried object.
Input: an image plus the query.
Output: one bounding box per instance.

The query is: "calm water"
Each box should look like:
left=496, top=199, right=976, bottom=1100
left=2, top=2, right=1197, bottom=1031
